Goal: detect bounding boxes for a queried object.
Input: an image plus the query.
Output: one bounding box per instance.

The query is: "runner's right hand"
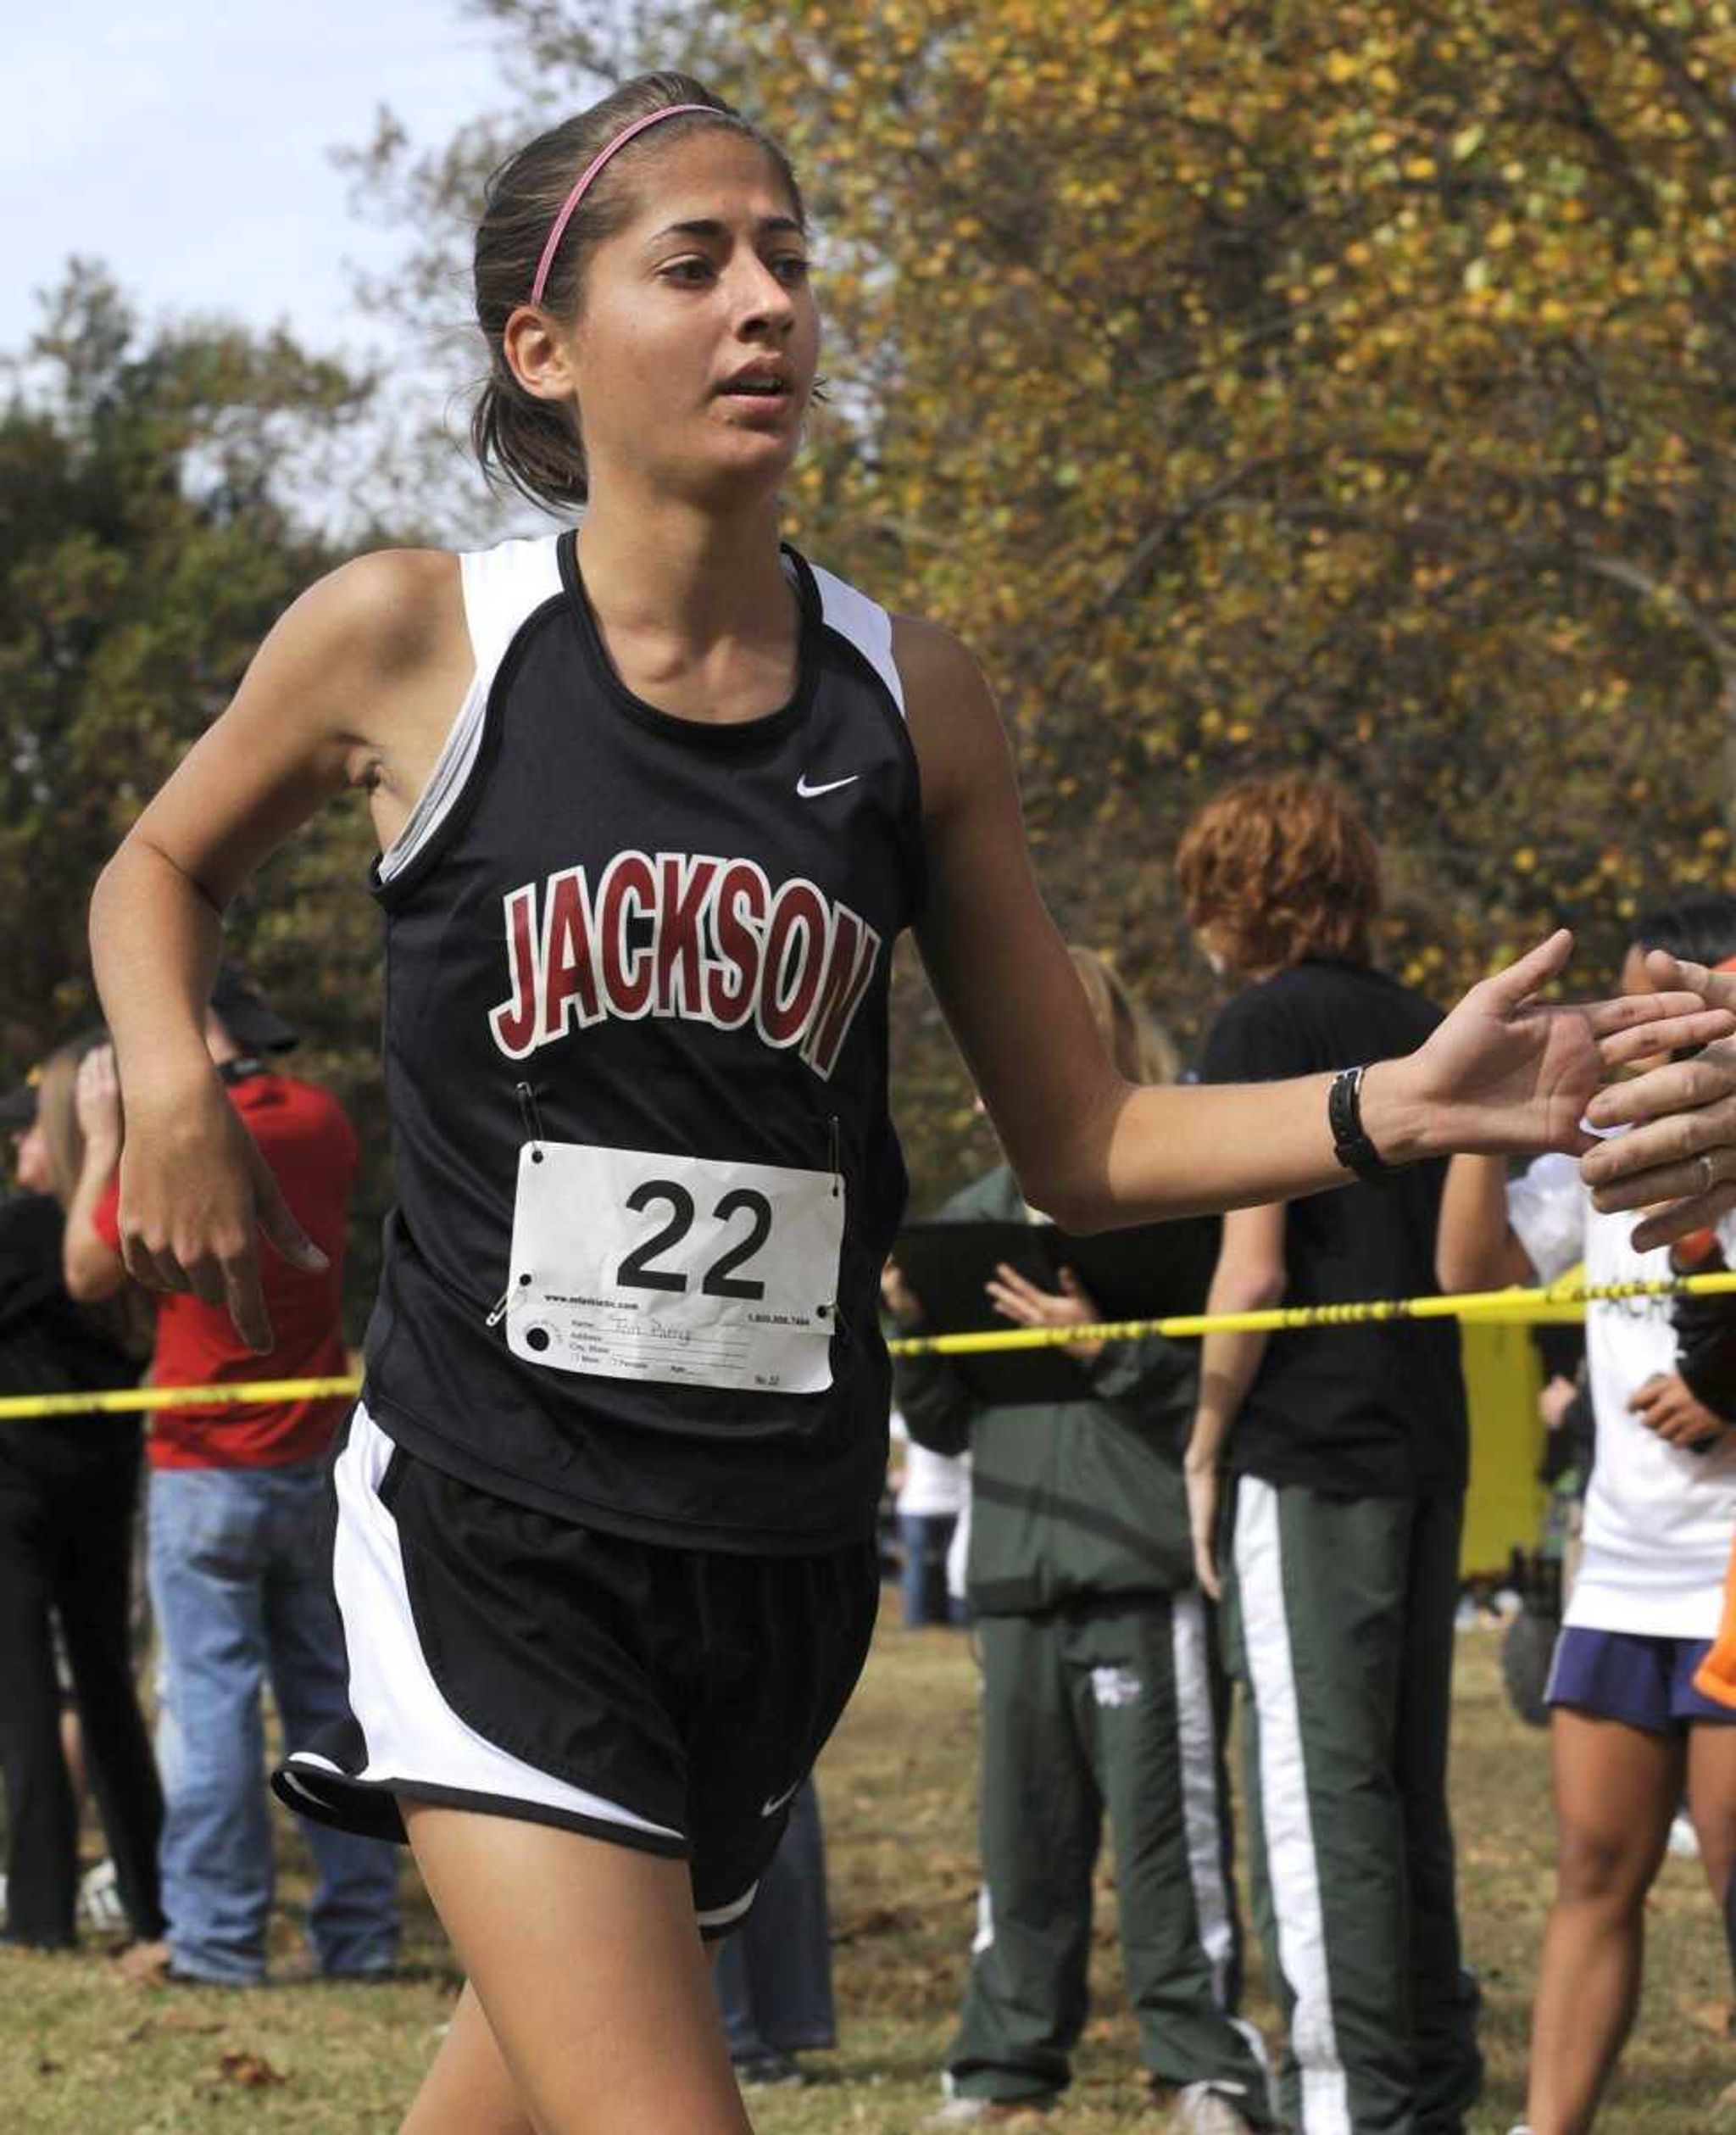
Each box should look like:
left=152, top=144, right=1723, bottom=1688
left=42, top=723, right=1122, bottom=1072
left=116, top=1071, right=327, bottom=1352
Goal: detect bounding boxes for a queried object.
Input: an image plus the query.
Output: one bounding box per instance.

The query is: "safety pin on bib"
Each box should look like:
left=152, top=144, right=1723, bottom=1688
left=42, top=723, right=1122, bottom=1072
left=515, top=1081, right=548, bottom=1162
left=486, top=1271, right=536, bottom=1329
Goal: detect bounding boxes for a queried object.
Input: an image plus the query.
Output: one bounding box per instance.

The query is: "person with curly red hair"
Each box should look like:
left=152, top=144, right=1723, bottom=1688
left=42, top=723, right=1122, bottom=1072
left=1178, top=773, right=1482, bottom=2135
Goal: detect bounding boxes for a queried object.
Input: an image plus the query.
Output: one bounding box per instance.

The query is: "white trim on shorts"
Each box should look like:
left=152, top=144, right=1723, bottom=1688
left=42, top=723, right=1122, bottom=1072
left=279, top=1402, right=686, bottom=1848
left=695, top=1884, right=760, bottom=1933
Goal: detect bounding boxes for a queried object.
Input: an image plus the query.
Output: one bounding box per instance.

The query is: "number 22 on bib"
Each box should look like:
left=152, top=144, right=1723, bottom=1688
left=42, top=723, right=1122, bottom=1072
left=497, top=1143, right=845, bottom=1395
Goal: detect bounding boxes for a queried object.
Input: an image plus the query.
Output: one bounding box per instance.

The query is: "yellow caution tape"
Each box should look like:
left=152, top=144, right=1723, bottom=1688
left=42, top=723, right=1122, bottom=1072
left=885, top=1269, right=1736, bottom=1357
left=3, top=1270, right=1736, bottom=1416
left=0, top=1376, right=361, bottom=1421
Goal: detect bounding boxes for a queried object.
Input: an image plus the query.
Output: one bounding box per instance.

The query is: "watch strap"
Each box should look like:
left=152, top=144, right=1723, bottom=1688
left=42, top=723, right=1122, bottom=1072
left=1328, top=1063, right=1390, bottom=1183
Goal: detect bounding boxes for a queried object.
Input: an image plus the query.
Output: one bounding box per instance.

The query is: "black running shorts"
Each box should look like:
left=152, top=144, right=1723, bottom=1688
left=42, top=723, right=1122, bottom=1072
left=274, top=1405, right=880, bottom=1933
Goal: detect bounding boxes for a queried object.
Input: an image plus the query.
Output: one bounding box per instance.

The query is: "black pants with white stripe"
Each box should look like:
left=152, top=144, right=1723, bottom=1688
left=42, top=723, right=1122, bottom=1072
left=945, top=1591, right=1270, bottom=2115
left=1225, top=1478, right=1483, bottom=2135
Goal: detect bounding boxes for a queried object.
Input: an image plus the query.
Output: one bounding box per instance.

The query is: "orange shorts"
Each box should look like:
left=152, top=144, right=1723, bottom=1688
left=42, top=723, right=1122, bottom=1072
left=1694, top=1532, right=1736, bottom=1709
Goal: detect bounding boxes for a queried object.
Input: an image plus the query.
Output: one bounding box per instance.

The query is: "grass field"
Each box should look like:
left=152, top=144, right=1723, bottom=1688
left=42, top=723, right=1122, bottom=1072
left=3, top=1608, right=1732, bottom=2132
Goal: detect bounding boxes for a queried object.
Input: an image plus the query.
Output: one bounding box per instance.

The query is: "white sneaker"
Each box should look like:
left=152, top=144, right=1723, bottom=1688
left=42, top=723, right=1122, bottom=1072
left=1668, top=1810, right=1702, bottom=1859
left=78, top=1859, right=126, bottom=1933
left=1171, top=2085, right=1258, bottom=2134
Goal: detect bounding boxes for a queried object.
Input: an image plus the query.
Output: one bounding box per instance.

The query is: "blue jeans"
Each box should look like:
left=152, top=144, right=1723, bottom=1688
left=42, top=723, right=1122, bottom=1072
left=148, top=1460, right=399, bottom=1984
left=713, top=1779, right=835, bottom=2057
left=898, top=1511, right=966, bottom=1629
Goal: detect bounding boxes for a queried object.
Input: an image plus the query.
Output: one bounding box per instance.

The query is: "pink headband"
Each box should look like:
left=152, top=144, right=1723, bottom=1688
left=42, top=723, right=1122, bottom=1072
left=530, top=103, right=715, bottom=307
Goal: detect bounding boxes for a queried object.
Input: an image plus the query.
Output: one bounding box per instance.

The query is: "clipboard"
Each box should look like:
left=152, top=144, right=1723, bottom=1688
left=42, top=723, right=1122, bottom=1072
left=889, top=1213, right=1221, bottom=1407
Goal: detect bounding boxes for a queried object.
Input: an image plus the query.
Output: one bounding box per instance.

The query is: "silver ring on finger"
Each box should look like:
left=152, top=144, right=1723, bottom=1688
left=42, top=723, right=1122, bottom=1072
left=1700, top=1152, right=1719, bottom=1196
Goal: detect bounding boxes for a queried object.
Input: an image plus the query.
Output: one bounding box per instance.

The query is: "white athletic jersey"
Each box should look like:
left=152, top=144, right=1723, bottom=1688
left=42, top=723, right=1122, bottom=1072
left=1508, top=1152, right=1736, bottom=1637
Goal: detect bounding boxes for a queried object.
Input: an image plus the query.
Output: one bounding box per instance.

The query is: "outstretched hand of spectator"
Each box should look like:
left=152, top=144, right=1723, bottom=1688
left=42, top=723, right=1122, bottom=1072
left=1581, top=954, right=1736, bottom=1251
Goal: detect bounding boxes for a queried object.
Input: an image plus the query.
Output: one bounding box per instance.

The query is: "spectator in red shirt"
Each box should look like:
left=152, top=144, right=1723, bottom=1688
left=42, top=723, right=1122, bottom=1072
left=64, top=969, right=398, bottom=1986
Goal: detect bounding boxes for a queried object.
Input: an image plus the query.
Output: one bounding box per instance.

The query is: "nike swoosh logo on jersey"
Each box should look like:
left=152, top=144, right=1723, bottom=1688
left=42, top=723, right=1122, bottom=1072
left=796, top=772, right=860, bottom=799
left=760, top=1776, right=804, bottom=1817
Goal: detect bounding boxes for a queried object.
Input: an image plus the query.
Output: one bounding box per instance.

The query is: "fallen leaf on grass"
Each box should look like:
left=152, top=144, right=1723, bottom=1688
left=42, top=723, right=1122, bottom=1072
left=832, top=1904, right=918, bottom=1944
left=217, top=2050, right=286, bottom=2088
left=36, top=2058, right=61, bottom=2077
left=126, top=2009, right=225, bottom=2043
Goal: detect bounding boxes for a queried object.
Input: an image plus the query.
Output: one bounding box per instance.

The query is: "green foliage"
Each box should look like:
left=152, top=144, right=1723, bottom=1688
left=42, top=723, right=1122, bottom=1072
left=0, top=268, right=394, bottom=1328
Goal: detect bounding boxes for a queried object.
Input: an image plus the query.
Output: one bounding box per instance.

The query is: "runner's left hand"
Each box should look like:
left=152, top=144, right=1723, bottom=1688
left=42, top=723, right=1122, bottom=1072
left=1383, top=932, right=1733, bottom=1162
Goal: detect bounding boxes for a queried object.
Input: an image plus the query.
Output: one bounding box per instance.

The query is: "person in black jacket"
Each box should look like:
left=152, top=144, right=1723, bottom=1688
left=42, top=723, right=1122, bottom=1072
left=0, top=1039, right=164, bottom=1949
left=889, top=950, right=1268, bottom=2135
left=1178, top=776, right=1479, bottom=2135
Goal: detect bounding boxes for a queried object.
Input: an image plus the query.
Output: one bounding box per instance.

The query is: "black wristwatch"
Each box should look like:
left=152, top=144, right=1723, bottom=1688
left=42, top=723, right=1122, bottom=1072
left=1328, top=1063, right=1392, bottom=1184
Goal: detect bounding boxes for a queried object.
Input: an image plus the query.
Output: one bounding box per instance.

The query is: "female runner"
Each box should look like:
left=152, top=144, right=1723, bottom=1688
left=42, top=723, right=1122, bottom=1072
left=86, top=71, right=1734, bottom=2135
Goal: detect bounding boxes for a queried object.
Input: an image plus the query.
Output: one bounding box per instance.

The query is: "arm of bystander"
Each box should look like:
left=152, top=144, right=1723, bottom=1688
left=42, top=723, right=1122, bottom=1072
left=62, top=1045, right=128, bottom=1305
left=1183, top=1203, right=1287, bottom=1601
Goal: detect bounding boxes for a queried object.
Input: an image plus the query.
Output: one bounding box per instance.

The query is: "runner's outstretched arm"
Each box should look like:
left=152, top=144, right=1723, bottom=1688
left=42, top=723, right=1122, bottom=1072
left=898, top=616, right=1733, bottom=1233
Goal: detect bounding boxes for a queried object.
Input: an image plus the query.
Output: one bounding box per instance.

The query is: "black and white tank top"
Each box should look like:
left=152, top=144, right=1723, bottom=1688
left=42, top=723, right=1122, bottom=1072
left=361, top=529, right=925, bottom=1552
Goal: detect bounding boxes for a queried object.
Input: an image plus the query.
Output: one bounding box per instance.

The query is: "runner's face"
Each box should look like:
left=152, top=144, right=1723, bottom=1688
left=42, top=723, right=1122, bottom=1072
left=573, top=132, right=819, bottom=501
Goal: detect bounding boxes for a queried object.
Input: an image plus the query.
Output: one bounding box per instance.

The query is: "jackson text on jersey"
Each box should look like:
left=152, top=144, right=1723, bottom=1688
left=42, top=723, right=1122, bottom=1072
left=488, top=848, right=882, bottom=1082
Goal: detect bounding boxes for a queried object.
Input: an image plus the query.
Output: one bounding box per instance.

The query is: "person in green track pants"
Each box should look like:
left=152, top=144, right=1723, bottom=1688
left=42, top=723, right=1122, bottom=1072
left=887, top=949, right=1271, bottom=2135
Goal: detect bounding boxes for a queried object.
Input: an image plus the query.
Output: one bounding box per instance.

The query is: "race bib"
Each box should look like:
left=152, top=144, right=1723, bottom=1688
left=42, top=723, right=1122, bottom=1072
left=498, top=1142, right=844, bottom=1395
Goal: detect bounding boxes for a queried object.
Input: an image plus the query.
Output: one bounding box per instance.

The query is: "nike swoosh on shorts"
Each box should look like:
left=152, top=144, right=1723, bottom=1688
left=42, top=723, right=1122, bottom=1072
left=795, top=773, right=860, bottom=799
